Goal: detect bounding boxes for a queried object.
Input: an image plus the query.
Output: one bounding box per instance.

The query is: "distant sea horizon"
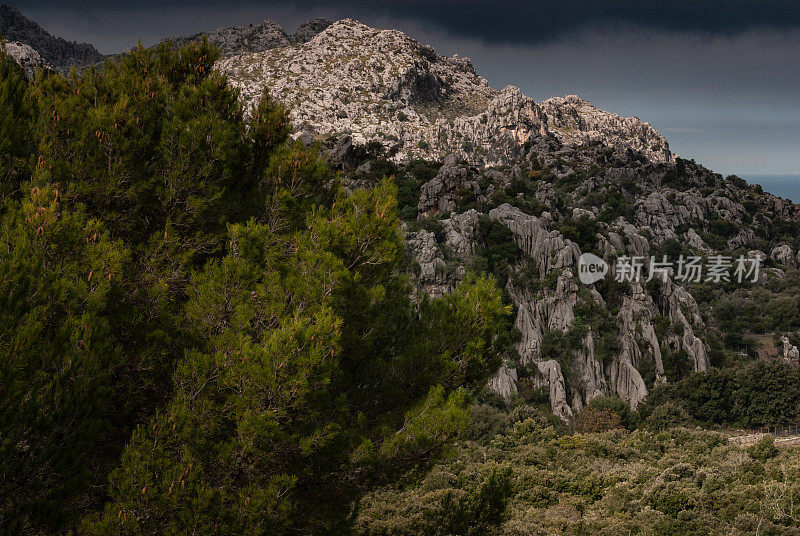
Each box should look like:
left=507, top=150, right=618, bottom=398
left=740, top=174, right=800, bottom=203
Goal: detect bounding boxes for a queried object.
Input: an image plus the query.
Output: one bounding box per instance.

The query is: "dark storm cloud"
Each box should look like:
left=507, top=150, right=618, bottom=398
left=6, top=0, right=800, bottom=45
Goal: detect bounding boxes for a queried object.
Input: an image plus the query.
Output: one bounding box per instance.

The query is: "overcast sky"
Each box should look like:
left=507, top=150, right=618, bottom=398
left=7, top=0, right=800, bottom=176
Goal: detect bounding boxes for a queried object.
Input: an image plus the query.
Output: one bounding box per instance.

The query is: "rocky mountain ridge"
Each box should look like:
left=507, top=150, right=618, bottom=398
left=0, top=4, right=102, bottom=75
left=144, top=16, right=800, bottom=420
left=215, top=19, right=672, bottom=167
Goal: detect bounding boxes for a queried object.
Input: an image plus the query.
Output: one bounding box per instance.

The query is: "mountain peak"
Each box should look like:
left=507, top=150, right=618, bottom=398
left=0, top=4, right=102, bottom=74
left=216, top=19, right=671, bottom=165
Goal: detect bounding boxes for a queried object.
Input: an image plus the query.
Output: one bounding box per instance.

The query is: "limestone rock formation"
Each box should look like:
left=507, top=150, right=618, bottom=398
left=3, top=41, right=51, bottom=78
left=159, top=17, right=800, bottom=419
left=771, top=245, right=796, bottom=267
left=782, top=337, right=800, bottom=367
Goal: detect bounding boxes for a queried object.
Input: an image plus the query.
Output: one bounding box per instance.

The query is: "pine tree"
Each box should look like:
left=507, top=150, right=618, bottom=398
left=88, top=180, right=510, bottom=535
left=0, top=184, right=128, bottom=532
left=0, top=46, right=35, bottom=206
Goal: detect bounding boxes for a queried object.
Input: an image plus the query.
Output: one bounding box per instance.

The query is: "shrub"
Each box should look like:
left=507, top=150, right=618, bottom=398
left=748, top=435, right=778, bottom=462
left=585, top=395, right=632, bottom=429
left=575, top=407, right=622, bottom=433
left=644, top=401, right=692, bottom=431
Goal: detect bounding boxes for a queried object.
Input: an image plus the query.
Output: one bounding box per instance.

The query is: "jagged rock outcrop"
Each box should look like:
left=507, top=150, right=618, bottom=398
left=658, top=278, right=710, bottom=372
left=771, top=245, right=796, bottom=267
left=418, top=155, right=476, bottom=216
left=169, top=16, right=800, bottom=420
left=489, top=204, right=579, bottom=279
left=3, top=40, right=50, bottom=78
left=487, top=363, right=518, bottom=402
left=541, top=95, right=671, bottom=164
left=781, top=337, right=800, bottom=367
left=0, top=5, right=102, bottom=74
left=404, top=228, right=455, bottom=299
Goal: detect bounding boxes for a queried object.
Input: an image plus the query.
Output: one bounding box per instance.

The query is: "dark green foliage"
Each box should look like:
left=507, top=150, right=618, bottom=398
left=1, top=41, right=512, bottom=535
left=662, top=349, right=693, bottom=382
left=596, top=189, right=635, bottom=222
left=638, top=361, right=800, bottom=428
left=357, top=407, right=800, bottom=535
left=471, top=214, right=523, bottom=287
left=33, top=39, right=247, bottom=252
left=714, top=286, right=800, bottom=335
left=748, top=435, right=778, bottom=462
left=394, top=158, right=438, bottom=221
left=701, top=216, right=741, bottom=250
left=88, top=181, right=511, bottom=534
left=573, top=299, right=620, bottom=365
left=0, top=185, right=128, bottom=531
left=585, top=395, right=632, bottom=430
left=0, top=47, right=34, bottom=205
left=557, top=214, right=600, bottom=254
left=356, top=463, right=514, bottom=536
left=642, top=401, right=692, bottom=431
left=486, top=175, right=547, bottom=215
left=726, top=174, right=748, bottom=189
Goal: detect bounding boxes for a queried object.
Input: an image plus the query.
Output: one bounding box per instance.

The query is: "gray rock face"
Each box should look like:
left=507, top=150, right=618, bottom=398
left=771, top=245, right=796, bottom=268
left=541, top=95, right=672, bottom=164
left=781, top=337, right=800, bottom=367
left=326, top=134, right=357, bottom=170
left=3, top=41, right=51, bottom=78
left=168, top=19, right=290, bottom=55
left=404, top=228, right=455, bottom=299
left=487, top=363, right=518, bottom=402
left=418, top=155, right=475, bottom=216
left=657, top=278, right=710, bottom=373
left=489, top=204, right=579, bottom=279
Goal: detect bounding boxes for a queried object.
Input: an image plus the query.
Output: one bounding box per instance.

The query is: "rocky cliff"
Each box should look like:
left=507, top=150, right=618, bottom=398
left=165, top=17, right=332, bottom=54
left=0, top=5, right=102, bottom=75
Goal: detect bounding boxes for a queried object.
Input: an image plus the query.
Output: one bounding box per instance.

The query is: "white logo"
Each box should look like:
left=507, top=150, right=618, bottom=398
left=578, top=253, right=608, bottom=284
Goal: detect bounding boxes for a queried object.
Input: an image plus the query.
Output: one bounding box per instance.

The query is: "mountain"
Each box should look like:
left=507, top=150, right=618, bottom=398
left=0, top=4, right=102, bottom=74
left=207, top=18, right=800, bottom=419
left=3, top=12, right=800, bottom=535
